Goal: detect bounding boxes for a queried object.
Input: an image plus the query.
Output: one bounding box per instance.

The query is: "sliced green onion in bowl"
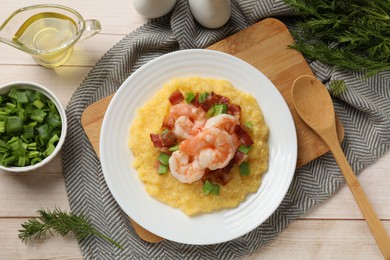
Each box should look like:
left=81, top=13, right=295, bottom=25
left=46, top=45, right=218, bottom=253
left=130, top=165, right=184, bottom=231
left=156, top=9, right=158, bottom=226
left=0, top=82, right=67, bottom=172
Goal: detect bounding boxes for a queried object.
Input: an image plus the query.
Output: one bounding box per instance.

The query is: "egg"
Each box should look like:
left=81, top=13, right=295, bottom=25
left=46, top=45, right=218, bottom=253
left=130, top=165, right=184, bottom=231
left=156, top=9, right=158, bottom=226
left=133, top=0, right=177, bottom=19
left=188, top=0, right=231, bottom=29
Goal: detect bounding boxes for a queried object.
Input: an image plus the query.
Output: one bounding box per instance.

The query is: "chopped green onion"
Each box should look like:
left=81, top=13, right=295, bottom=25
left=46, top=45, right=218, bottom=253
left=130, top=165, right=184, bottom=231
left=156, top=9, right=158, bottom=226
left=30, top=157, right=42, bottom=165
left=0, top=88, right=62, bottom=167
left=43, top=143, right=55, bottom=157
left=244, top=122, right=253, bottom=131
left=16, top=91, right=29, bottom=104
left=161, top=129, right=169, bottom=135
left=202, top=180, right=220, bottom=195
left=157, top=153, right=170, bottom=165
left=5, top=102, right=16, bottom=110
left=0, top=140, right=10, bottom=153
left=28, top=151, right=40, bottom=158
left=7, top=137, right=21, bottom=151
left=18, top=155, right=27, bottom=167
left=207, top=104, right=227, bottom=118
left=238, top=144, right=252, bottom=155
left=239, top=162, right=250, bottom=176
left=6, top=116, right=23, bottom=132
left=158, top=164, right=168, bottom=175
left=206, top=106, right=215, bottom=118
left=27, top=142, right=37, bottom=151
left=36, top=124, right=50, bottom=141
left=214, top=104, right=227, bottom=116
left=30, top=110, right=47, bottom=123
left=185, top=92, right=196, bottom=103
left=2, top=155, right=15, bottom=166
left=35, top=135, right=44, bottom=147
left=8, top=88, right=18, bottom=99
left=46, top=115, right=61, bottom=128
left=23, top=125, right=35, bottom=139
left=168, top=143, right=179, bottom=152
left=17, top=108, right=27, bottom=121
left=25, top=90, right=35, bottom=103
left=34, top=92, right=46, bottom=102
left=48, top=134, right=60, bottom=145
left=0, top=121, right=5, bottom=133
left=198, top=92, right=209, bottom=103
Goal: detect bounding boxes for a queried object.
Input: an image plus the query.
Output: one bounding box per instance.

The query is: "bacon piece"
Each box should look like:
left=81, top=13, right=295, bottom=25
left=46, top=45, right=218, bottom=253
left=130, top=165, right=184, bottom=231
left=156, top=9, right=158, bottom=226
left=168, top=89, right=184, bottom=105
left=202, top=161, right=234, bottom=186
left=199, top=92, right=230, bottom=112
left=227, top=104, right=241, bottom=120
left=192, top=93, right=201, bottom=107
left=234, top=125, right=254, bottom=146
left=162, top=114, right=175, bottom=129
left=150, top=131, right=177, bottom=148
left=233, top=150, right=248, bottom=165
left=150, top=134, right=164, bottom=147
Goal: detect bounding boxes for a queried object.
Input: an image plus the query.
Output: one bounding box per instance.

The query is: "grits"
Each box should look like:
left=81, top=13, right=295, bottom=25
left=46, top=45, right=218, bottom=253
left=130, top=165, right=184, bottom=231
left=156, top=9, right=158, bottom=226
left=129, top=77, right=269, bottom=216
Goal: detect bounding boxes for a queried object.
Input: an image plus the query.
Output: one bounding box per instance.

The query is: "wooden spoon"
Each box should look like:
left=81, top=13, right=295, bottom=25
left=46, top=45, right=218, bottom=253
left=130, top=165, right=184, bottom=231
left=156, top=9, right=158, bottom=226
left=291, top=75, right=390, bottom=259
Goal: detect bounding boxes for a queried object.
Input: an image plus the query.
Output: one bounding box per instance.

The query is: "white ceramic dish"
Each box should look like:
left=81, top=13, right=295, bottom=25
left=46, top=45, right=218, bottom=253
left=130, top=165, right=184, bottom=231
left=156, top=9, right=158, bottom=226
left=100, top=49, right=297, bottom=245
left=0, top=81, right=67, bottom=172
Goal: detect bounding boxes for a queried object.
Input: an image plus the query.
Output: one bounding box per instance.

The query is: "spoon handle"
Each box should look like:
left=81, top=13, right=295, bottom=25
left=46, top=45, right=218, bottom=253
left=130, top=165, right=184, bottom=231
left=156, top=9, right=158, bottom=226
left=324, top=132, right=390, bottom=259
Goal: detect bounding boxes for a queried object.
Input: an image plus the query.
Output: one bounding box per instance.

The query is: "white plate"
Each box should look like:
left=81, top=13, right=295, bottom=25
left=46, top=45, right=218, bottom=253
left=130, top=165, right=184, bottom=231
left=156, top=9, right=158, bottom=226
left=100, top=49, right=297, bottom=245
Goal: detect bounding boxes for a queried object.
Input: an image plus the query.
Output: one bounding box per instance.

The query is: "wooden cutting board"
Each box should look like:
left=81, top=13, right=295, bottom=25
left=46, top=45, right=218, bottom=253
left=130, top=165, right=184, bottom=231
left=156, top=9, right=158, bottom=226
left=81, top=18, right=344, bottom=242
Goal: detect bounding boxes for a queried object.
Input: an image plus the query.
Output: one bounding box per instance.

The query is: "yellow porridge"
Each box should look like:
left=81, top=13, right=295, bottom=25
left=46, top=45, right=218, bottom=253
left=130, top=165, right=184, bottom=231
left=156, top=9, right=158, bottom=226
left=129, top=77, right=269, bottom=215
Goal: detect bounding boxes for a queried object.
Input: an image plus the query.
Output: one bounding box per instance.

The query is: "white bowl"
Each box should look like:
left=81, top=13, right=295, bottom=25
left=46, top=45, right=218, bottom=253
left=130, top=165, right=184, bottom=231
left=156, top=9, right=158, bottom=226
left=0, top=81, right=67, bottom=172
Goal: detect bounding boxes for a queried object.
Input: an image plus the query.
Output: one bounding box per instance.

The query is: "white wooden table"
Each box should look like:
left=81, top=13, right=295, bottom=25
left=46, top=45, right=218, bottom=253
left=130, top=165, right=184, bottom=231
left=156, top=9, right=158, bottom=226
left=1, top=1, right=389, bottom=259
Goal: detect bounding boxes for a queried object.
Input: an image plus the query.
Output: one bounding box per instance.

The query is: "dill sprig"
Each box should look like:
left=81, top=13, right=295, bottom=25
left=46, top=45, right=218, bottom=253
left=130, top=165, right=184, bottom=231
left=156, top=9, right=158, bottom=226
left=18, top=208, right=123, bottom=249
left=329, top=80, right=347, bottom=96
left=284, top=0, right=390, bottom=75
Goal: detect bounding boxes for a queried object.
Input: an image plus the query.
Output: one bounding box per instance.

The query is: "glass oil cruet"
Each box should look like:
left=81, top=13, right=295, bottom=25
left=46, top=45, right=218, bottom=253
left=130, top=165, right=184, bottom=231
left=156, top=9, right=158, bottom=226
left=0, top=4, right=101, bottom=68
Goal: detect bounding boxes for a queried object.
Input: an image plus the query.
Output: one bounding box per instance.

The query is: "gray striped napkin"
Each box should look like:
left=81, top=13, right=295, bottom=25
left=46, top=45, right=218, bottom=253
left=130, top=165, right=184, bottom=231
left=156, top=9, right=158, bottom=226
left=63, top=0, right=390, bottom=258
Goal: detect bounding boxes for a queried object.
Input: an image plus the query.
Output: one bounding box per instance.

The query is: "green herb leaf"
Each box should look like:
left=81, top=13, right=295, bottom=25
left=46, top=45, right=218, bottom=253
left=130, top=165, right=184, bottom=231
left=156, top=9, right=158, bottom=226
left=284, top=0, right=390, bottom=75
left=329, top=80, right=347, bottom=96
left=18, top=208, right=123, bottom=249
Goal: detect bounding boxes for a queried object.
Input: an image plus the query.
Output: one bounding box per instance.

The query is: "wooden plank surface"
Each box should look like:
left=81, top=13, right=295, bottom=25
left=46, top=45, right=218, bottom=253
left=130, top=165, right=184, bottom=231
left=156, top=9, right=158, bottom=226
left=0, top=0, right=389, bottom=259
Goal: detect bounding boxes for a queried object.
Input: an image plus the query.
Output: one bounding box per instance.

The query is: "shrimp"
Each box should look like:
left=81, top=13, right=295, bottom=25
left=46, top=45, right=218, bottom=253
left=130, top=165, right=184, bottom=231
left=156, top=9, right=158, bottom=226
left=205, top=114, right=241, bottom=148
left=168, top=150, right=205, bottom=184
left=169, top=103, right=207, bottom=139
left=204, top=114, right=239, bottom=134
left=180, top=127, right=236, bottom=170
